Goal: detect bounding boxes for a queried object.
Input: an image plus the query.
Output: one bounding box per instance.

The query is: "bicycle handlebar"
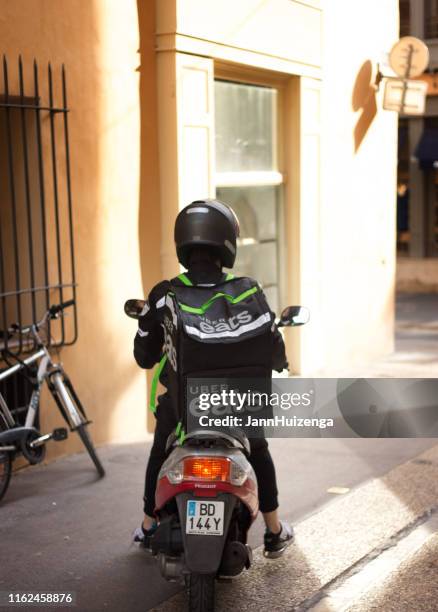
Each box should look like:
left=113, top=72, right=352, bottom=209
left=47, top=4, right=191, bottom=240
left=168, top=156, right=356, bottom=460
left=7, top=300, right=75, bottom=336
left=49, top=299, right=75, bottom=317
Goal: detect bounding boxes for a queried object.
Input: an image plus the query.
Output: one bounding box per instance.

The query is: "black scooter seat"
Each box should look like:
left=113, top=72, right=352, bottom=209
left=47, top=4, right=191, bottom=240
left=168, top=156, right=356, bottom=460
left=181, top=429, right=250, bottom=455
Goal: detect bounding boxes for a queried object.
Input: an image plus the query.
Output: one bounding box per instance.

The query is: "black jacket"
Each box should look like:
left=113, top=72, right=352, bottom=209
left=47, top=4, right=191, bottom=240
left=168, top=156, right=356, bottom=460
left=133, top=262, right=288, bottom=375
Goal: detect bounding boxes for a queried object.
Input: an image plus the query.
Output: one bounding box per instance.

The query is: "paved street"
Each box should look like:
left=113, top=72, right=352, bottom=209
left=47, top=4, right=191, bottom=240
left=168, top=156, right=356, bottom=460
left=154, top=443, right=438, bottom=611
left=1, top=293, right=438, bottom=611
left=1, top=437, right=435, bottom=611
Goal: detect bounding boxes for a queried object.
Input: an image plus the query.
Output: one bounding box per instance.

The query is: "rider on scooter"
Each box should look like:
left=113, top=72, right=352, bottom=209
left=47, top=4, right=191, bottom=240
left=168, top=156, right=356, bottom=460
left=133, top=199, right=294, bottom=558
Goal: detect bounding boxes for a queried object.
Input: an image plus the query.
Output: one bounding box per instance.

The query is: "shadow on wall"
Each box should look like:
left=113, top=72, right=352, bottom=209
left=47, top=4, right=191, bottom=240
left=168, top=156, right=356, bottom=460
left=136, top=0, right=161, bottom=296
left=137, top=0, right=163, bottom=432
left=0, top=0, right=154, bottom=456
left=352, top=60, right=377, bottom=152
left=0, top=1, right=106, bottom=459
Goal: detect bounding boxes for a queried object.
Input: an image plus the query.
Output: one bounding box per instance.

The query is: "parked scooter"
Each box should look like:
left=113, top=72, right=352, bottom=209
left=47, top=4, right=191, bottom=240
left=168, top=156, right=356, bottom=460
left=125, top=300, right=309, bottom=612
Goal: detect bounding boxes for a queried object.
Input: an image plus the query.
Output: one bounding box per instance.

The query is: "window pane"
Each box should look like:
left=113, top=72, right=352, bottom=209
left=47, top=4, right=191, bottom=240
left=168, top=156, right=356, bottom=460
left=216, top=185, right=280, bottom=314
left=214, top=81, right=277, bottom=172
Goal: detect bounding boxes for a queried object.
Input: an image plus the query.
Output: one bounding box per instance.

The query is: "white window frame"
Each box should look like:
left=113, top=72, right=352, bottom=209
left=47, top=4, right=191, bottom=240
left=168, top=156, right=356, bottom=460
left=213, top=66, right=288, bottom=310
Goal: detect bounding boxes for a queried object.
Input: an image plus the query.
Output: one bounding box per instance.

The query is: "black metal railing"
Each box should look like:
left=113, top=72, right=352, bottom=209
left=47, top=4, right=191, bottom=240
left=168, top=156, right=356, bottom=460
left=0, top=56, right=77, bottom=356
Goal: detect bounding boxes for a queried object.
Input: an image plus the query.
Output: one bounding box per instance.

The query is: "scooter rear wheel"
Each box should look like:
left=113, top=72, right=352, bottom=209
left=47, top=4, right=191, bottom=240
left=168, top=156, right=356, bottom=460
left=189, top=573, right=215, bottom=612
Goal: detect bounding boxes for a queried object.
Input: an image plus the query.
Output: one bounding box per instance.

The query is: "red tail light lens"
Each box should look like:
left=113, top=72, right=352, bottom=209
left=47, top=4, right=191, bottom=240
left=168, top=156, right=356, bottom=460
left=183, top=457, right=230, bottom=482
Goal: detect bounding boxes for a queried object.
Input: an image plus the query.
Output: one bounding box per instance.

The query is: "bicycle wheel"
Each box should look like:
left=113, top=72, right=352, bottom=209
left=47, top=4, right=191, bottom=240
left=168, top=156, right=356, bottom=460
left=49, top=372, right=105, bottom=478
left=0, top=414, right=12, bottom=502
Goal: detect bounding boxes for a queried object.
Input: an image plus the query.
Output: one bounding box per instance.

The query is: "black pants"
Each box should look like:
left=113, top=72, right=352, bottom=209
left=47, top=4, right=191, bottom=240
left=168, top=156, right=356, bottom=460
left=144, top=395, right=279, bottom=516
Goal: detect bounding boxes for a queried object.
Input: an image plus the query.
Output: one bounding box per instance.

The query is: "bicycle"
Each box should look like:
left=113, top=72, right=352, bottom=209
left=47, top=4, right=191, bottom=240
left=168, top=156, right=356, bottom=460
left=0, top=300, right=105, bottom=503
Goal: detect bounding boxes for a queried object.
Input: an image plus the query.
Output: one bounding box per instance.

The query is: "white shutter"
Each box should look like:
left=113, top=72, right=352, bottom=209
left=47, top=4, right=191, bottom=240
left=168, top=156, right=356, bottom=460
left=176, top=53, right=215, bottom=205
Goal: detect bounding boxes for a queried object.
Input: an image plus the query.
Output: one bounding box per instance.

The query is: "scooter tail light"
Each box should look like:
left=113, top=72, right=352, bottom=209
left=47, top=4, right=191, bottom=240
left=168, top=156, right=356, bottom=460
left=183, top=457, right=230, bottom=482
left=163, top=456, right=250, bottom=486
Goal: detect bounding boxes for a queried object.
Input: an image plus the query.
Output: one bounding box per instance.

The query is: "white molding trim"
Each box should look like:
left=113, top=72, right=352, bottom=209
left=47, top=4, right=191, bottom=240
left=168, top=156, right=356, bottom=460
left=215, top=171, right=284, bottom=187
left=156, top=33, right=322, bottom=80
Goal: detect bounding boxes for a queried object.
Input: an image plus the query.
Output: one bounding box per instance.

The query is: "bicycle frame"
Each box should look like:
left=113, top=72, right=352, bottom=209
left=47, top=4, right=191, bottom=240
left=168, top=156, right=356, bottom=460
left=0, top=299, right=105, bottom=489
left=0, top=393, right=16, bottom=451
left=25, top=351, right=52, bottom=429
left=0, top=347, right=51, bottom=424
left=0, top=349, right=45, bottom=429
left=0, top=308, right=66, bottom=433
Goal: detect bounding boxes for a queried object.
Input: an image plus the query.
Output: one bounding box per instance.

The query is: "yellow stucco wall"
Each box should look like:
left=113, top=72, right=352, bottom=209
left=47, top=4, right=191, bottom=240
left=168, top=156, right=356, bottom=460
left=0, top=0, right=400, bottom=463
left=155, top=0, right=399, bottom=372
left=318, top=0, right=399, bottom=371
left=175, top=0, right=321, bottom=69
left=0, top=0, right=159, bottom=459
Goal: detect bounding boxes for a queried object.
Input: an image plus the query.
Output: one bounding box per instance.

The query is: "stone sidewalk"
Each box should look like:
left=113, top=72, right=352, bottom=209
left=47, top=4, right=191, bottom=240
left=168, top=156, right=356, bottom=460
left=154, top=443, right=438, bottom=611
left=349, top=529, right=438, bottom=612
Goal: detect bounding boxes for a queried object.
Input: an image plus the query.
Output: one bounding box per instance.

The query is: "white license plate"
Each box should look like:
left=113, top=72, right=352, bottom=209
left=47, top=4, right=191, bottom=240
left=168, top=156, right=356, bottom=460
left=186, top=500, right=224, bottom=536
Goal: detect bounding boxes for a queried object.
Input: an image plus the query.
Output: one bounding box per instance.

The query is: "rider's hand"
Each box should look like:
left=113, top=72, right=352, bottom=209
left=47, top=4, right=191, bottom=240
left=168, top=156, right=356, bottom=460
left=147, top=281, right=171, bottom=314
left=138, top=281, right=171, bottom=332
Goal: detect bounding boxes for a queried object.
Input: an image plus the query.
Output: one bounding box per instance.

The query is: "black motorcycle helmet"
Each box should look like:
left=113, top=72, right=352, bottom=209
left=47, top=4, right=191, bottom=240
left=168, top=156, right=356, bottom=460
left=174, top=199, right=240, bottom=269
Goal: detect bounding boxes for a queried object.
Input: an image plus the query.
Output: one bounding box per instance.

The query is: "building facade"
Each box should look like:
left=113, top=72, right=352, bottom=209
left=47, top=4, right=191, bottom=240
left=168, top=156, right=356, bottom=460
left=0, top=0, right=399, bottom=457
left=397, top=0, right=438, bottom=289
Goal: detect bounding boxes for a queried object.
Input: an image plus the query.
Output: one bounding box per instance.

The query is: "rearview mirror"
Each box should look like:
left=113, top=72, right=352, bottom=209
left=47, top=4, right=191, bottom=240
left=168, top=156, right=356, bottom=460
left=124, top=299, right=148, bottom=319
left=279, top=306, right=310, bottom=327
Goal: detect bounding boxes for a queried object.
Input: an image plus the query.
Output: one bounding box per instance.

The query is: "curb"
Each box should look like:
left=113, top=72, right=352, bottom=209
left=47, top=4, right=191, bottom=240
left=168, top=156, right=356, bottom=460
left=152, top=444, right=438, bottom=611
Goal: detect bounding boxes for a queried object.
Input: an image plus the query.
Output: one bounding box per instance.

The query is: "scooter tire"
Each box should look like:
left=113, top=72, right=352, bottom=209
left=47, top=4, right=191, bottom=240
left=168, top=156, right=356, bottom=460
left=189, top=573, right=215, bottom=612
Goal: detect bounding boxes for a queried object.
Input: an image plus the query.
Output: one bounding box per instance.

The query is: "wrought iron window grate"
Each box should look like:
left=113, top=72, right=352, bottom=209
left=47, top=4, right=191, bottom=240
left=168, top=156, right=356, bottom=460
left=0, top=56, right=77, bottom=356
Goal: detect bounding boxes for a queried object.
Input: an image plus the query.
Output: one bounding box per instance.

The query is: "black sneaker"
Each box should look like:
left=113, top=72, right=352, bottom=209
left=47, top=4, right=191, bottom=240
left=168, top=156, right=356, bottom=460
left=263, top=521, right=294, bottom=559
left=133, top=523, right=157, bottom=548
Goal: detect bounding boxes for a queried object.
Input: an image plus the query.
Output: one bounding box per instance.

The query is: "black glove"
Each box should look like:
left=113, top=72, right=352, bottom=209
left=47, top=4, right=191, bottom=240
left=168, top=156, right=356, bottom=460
left=148, top=280, right=172, bottom=313
left=138, top=280, right=171, bottom=332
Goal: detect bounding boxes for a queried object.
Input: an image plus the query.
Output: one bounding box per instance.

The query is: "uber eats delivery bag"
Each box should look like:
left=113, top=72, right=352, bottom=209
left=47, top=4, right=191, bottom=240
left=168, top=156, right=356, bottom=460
left=154, top=275, right=276, bottom=433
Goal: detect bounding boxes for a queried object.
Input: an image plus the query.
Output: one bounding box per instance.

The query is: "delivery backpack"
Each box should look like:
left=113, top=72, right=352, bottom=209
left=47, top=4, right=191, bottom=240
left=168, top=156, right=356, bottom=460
left=151, top=273, right=276, bottom=438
